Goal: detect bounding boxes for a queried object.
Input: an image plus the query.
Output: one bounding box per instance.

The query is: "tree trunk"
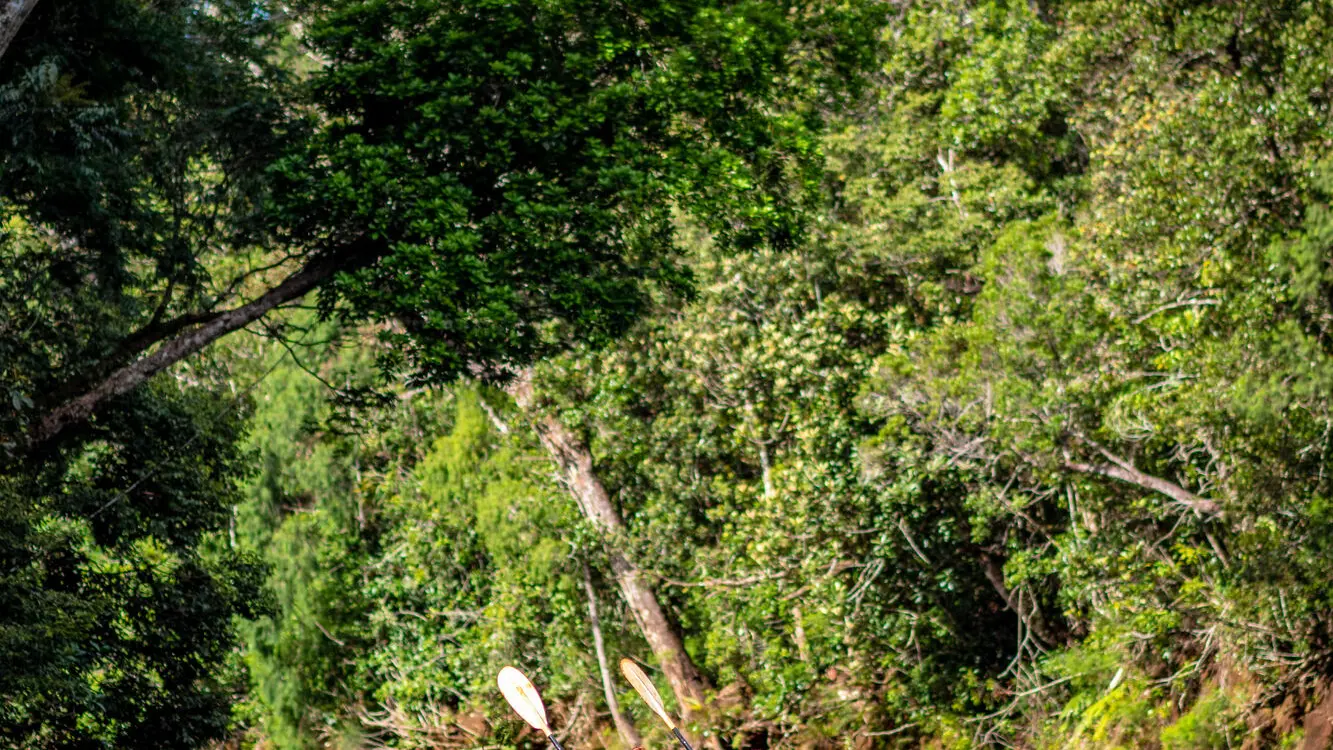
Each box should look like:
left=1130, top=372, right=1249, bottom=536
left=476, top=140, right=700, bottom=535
left=791, top=605, right=810, bottom=663
left=30, top=253, right=348, bottom=448
left=583, top=560, right=642, bottom=749
left=0, top=0, right=40, bottom=62
left=508, top=371, right=713, bottom=741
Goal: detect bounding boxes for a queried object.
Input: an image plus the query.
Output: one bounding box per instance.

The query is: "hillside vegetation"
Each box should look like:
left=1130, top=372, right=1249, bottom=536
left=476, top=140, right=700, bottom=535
left=4, top=1, right=1333, bottom=748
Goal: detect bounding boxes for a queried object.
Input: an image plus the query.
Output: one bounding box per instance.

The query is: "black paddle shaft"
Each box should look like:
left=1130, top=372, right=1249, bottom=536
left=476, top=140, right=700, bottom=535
left=547, top=733, right=566, bottom=750
left=672, top=727, right=696, bottom=750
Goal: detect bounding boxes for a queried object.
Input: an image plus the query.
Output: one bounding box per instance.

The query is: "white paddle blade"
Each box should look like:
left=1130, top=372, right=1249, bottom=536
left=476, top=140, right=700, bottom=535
left=497, top=666, right=551, bottom=733
left=619, top=658, right=675, bottom=729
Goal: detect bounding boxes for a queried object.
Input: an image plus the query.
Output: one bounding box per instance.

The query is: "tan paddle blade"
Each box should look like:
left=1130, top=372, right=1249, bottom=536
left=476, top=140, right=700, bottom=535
left=619, top=658, right=676, bottom=729
left=497, top=666, right=551, bottom=733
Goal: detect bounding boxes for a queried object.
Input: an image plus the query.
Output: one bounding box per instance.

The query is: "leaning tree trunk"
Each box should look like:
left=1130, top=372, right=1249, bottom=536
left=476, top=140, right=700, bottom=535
left=0, top=0, right=40, bottom=62
left=29, top=252, right=349, bottom=448
left=508, top=371, right=713, bottom=744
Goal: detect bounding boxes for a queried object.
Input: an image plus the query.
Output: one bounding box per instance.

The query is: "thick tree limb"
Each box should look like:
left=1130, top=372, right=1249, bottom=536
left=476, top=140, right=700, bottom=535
left=1062, top=443, right=1220, bottom=515
left=107, top=309, right=218, bottom=368
left=509, top=370, right=715, bottom=746
left=0, top=0, right=40, bottom=62
left=109, top=253, right=304, bottom=367
left=31, top=252, right=349, bottom=447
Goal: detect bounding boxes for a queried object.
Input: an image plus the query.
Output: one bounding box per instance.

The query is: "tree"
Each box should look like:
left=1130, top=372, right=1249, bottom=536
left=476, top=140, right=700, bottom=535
left=24, top=0, right=849, bottom=450
left=527, top=0, right=1333, bottom=744
left=2, top=0, right=297, bottom=448
left=853, top=0, right=1333, bottom=743
left=509, top=370, right=715, bottom=743
left=0, top=1, right=288, bottom=745
left=231, top=340, right=637, bottom=748
left=1, top=0, right=865, bottom=743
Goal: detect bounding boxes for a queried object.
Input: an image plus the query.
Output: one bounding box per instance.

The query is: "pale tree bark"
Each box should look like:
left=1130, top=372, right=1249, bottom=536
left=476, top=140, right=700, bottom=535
left=583, top=560, right=642, bottom=749
left=791, top=605, right=810, bottom=663
left=508, top=371, right=714, bottom=746
left=30, top=252, right=349, bottom=447
left=0, top=0, right=40, bottom=62
left=757, top=441, right=773, bottom=499
left=754, top=439, right=807, bottom=663
left=1061, top=441, right=1220, bottom=516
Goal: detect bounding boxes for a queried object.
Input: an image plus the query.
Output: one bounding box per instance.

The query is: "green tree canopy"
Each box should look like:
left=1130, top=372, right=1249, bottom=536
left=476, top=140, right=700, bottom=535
left=1, top=1, right=286, bottom=745
left=24, top=0, right=871, bottom=447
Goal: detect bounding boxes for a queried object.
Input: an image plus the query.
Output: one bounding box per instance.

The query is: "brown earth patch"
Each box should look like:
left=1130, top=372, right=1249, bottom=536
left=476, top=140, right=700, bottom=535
left=1303, top=683, right=1333, bottom=750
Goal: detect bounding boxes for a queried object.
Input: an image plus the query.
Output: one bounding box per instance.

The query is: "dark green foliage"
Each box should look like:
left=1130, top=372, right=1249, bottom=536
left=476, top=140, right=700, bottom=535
left=0, top=2, right=287, bottom=745
left=275, top=0, right=858, bottom=384
left=0, top=0, right=287, bottom=247
left=0, top=380, right=266, bottom=748
left=0, top=0, right=290, bottom=401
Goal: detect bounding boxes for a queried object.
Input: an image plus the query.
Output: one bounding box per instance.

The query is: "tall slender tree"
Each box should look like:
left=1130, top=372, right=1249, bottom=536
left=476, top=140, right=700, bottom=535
left=511, top=371, right=714, bottom=742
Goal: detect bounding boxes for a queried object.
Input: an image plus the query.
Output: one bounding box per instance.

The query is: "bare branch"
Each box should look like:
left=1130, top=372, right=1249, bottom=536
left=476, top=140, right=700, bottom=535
left=507, top=369, right=716, bottom=744
left=254, top=319, right=340, bottom=392
left=1132, top=298, right=1220, bottom=325
left=209, top=251, right=310, bottom=307
left=582, top=560, right=642, bottom=748
left=1062, top=441, right=1220, bottom=516
left=108, top=308, right=218, bottom=367
left=477, top=397, right=510, bottom=435
left=658, top=571, right=785, bottom=588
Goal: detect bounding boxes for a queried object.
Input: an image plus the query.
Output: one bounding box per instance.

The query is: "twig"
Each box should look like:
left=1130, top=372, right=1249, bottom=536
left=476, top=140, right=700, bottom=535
left=1132, top=298, right=1219, bottom=325
left=313, top=618, right=346, bottom=647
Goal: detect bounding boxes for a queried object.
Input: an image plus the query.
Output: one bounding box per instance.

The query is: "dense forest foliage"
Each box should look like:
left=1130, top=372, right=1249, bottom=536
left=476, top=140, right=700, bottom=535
left=5, top=0, right=1333, bottom=748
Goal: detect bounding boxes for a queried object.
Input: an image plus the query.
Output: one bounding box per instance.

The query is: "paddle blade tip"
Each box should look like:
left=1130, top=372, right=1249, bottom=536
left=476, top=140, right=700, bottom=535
left=497, top=666, right=551, bottom=733
left=619, top=658, right=673, bottom=727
